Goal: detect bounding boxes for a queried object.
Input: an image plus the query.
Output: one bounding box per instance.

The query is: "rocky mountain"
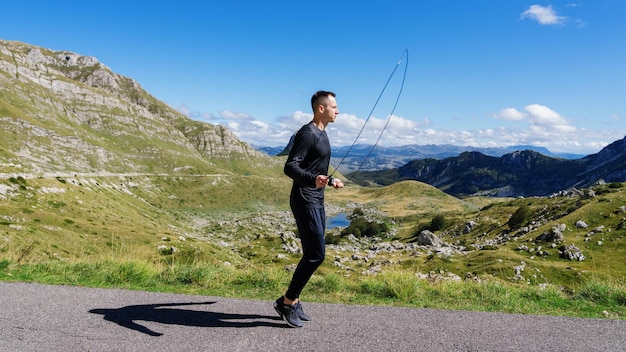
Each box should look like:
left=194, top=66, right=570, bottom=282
left=349, top=136, right=626, bottom=197
left=0, top=39, right=268, bottom=177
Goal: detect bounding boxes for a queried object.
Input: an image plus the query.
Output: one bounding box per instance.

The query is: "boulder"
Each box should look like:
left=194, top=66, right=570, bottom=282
left=536, top=224, right=565, bottom=243
left=559, top=244, right=585, bottom=261
left=417, top=230, right=444, bottom=247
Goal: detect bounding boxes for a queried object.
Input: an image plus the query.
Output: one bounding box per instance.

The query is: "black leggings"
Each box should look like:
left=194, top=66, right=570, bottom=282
left=285, top=205, right=326, bottom=301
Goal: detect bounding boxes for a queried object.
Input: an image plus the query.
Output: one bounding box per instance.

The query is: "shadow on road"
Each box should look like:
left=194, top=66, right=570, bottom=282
left=89, top=301, right=285, bottom=336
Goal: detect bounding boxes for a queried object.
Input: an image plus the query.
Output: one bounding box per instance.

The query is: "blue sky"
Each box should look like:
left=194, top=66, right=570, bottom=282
left=2, top=1, right=625, bottom=154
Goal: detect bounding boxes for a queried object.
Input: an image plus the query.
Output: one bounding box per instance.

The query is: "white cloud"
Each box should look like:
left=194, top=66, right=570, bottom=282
left=177, top=103, right=191, bottom=117
left=180, top=104, right=624, bottom=155
left=250, top=120, right=270, bottom=129
left=219, top=110, right=254, bottom=121
left=327, top=114, right=423, bottom=147
left=494, top=108, right=526, bottom=121
left=521, top=5, right=566, bottom=25
left=227, top=121, right=240, bottom=130
left=524, top=104, right=571, bottom=126
left=277, top=111, right=313, bottom=130
left=494, top=104, right=574, bottom=132
left=177, top=104, right=220, bottom=122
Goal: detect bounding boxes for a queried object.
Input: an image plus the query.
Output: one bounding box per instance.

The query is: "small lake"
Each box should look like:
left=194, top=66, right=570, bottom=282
left=327, top=212, right=350, bottom=230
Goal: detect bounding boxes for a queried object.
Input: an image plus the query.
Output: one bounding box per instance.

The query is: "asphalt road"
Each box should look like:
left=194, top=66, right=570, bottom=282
left=1, top=282, right=625, bottom=352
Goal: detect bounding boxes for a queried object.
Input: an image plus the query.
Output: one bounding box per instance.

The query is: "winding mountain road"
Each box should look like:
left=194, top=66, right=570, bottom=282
left=1, top=282, right=624, bottom=352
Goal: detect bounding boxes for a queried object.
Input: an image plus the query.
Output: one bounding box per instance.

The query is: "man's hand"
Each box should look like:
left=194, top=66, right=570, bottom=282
left=316, top=175, right=345, bottom=189
left=316, top=175, right=329, bottom=188
left=328, top=177, right=344, bottom=189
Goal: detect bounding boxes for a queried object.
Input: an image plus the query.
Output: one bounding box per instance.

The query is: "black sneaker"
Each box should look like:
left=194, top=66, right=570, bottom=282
left=294, top=301, right=311, bottom=322
left=273, top=297, right=284, bottom=317
left=273, top=298, right=303, bottom=328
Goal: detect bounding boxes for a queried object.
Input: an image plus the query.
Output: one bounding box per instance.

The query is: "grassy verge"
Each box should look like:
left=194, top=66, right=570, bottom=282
left=1, top=259, right=623, bottom=320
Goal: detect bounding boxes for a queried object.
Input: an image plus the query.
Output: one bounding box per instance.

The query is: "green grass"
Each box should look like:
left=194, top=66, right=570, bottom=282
left=0, top=259, right=623, bottom=319
left=1, top=173, right=625, bottom=321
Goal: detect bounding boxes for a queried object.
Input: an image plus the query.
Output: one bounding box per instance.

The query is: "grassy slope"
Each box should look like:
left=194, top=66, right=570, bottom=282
left=0, top=164, right=288, bottom=264
left=3, top=172, right=624, bottom=282
left=327, top=180, right=626, bottom=287
left=1, top=169, right=625, bottom=319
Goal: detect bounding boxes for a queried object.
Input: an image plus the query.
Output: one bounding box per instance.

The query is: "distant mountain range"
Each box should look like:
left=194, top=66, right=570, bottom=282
left=256, top=135, right=626, bottom=198
left=256, top=143, right=585, bottom=174
left=348, top=136, right=626, bottom=197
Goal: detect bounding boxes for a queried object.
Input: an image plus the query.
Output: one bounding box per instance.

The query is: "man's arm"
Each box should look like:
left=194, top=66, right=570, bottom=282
left=284, top=129, right=316, bottom=187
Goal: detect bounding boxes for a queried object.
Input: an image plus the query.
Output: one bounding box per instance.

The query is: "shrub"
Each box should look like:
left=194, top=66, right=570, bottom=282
left=508, top=204, right=531, bottom=229
left=429, top=214, right=446, bottom=231
left=352, top=208, right=365, bottom=217
left=325, top=232, right=342, bottom=245
left=0, top=259, right=9, bottom=271
left=341, top=216, right=388, bottom=238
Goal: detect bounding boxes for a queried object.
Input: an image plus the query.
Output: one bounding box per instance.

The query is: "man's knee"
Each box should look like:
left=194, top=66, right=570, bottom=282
left=305, top=250, right=325, bottom=266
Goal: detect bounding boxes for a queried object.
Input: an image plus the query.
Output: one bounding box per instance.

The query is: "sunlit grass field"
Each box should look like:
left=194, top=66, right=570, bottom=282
left=1, top=174, right=624, bottom=320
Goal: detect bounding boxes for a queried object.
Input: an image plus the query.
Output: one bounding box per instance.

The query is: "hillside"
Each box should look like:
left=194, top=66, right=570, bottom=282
left=326, top=180, right=626, bottom=288
left=0, top=38, right=290, bottom=264
left=0, top=39, right=271, bottom=177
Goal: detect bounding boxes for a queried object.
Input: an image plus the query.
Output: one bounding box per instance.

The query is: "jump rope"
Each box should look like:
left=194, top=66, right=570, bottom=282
left=328, top=48, right=409, bottom=185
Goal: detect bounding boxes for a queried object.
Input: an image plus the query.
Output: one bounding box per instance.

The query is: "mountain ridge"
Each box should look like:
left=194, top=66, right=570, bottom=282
left=261, top=138, right=587, bottom=174
left=349, top=136, right=626, bottom=197
left=0, top=39, right=270, bottom=177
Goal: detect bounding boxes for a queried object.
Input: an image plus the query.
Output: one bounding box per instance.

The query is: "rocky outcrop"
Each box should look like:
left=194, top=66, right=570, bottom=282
left=417, top=230, right=445, bottom=247
left=0, top=39, right=265, bottom=175
left=559, top=244, right=585, bottom=261
left=535, top=224, right=566, bottom=243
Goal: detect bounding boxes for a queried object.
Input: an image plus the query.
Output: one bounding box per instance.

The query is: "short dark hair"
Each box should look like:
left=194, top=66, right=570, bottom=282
left=311, top=90, right=336, bottom=112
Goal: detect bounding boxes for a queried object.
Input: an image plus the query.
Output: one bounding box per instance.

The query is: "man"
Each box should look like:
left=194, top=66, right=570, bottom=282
left=273, top=90, right=345, bottom=328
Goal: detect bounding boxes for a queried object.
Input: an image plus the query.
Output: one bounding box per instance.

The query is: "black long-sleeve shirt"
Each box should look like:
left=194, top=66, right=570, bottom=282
left=284, top=121, right=331, bottom=209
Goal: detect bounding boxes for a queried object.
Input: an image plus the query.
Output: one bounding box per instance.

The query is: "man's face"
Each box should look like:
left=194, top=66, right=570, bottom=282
left=321, top=95, right=339, bottom=123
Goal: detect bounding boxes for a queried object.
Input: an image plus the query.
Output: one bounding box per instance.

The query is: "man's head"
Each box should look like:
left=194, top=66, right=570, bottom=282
left=311, top=90, right=336, bottom=112
left=311, top=90, right=339, bottom=126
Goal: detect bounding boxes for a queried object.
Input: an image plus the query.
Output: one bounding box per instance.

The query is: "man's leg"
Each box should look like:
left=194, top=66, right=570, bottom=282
left=285, top=206, right=325, bottom=301
left=274, top=206, right=325, bottom=327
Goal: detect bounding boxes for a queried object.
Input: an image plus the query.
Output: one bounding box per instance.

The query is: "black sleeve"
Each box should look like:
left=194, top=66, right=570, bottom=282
left=284, top=127, right=317, bottom=187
